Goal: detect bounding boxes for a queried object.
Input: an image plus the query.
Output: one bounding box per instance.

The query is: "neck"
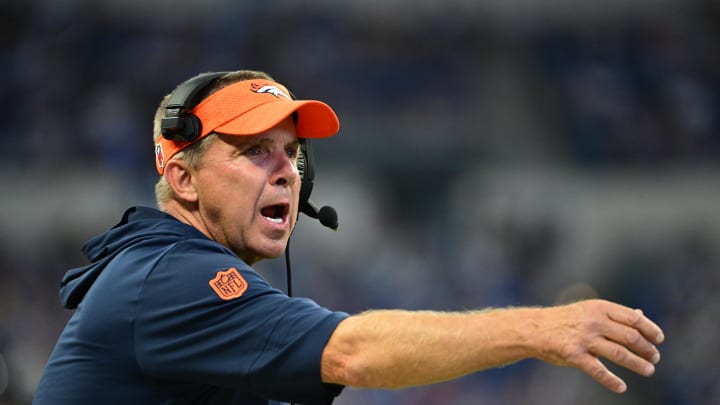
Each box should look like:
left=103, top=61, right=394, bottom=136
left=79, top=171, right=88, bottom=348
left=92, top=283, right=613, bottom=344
left=161, top=199, right=264, bottom=266
left=162, top=199, right=212, bottom=239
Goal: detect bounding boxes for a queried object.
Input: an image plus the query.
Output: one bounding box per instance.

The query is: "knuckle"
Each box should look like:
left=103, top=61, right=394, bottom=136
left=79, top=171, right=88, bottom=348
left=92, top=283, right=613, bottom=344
left=613, top=347, right=628, bottom=363
left=592, top=366, right=607, bottom=381
left=627, top=310, right=642, bottom=325
left=585, top=299, right=604, bottom=312
left=626, top=329, right=641, bottom=345
left=561, top=344, right=587, bottom=367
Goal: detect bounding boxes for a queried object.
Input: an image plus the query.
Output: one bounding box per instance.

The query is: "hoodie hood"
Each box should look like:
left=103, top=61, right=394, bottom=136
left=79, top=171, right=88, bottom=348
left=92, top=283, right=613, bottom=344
left=59, top=206, right=207, bottom=309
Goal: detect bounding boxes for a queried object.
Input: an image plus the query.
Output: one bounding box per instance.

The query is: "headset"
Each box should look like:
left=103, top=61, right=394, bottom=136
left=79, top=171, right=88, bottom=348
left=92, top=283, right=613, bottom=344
left=160, top=71, right=338, bottom=231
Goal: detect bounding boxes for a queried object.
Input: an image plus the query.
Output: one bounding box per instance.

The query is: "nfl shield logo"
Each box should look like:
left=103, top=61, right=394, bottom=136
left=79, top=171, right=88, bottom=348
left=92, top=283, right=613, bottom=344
left=209, top=268, right=248, bottom=300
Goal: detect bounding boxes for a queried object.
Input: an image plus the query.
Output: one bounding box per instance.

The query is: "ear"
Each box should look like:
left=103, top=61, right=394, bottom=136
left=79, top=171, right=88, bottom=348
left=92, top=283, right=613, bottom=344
left=164, top=159, right=198, bottom=203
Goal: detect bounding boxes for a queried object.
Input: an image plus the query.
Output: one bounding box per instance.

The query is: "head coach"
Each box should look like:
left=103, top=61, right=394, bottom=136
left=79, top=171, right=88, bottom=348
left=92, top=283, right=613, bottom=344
left=34, top=70, right=664, bottom=404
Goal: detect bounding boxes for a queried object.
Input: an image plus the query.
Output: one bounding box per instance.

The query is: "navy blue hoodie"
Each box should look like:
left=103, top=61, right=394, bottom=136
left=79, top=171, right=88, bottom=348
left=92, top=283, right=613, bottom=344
left=34, top=206, right=346, bottom=404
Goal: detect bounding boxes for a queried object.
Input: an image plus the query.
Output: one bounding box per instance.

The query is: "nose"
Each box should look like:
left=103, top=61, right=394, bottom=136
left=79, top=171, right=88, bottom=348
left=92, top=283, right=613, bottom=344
left=270, top=150, right=299, bottom=187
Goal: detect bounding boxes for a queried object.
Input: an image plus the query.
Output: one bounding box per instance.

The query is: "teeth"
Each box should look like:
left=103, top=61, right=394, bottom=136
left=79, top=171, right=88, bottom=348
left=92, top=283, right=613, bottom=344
left=264, top=216, right=283, bottom=224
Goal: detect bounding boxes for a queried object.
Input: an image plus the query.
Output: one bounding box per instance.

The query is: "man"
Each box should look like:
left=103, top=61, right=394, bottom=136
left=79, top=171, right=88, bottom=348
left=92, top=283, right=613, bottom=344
left=34, top=70, right=664, bottom=404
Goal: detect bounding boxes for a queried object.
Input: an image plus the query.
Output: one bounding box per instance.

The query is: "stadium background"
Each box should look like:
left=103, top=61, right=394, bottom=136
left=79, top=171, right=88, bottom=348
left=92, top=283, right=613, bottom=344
left=1, top=0, right=719, bottom=403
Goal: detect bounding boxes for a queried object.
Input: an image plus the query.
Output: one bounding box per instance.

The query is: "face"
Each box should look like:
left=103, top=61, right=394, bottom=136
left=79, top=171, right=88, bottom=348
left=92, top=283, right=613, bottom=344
left=190, top=117, right=301, bottom=264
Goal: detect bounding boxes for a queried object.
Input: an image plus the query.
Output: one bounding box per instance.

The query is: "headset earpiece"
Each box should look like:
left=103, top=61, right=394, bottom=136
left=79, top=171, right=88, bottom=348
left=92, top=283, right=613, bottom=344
left=161, top=110, right=202, bottom=142
left=298, top=139, right=315, bottom=213
left=160, top=72, right=229, bottom=142
left=298, top=138, right=339, bottom=230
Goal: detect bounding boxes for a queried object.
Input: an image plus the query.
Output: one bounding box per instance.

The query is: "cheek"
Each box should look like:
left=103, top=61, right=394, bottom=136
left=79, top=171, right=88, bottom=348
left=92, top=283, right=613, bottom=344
left=198, top=167, right=258, bottom=210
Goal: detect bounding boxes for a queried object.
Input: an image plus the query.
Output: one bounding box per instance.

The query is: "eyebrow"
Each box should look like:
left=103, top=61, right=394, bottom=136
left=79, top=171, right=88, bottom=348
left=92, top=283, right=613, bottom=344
left=251, top=138, right=300, bottom=150
left=222, top=134, right=300, bottom=149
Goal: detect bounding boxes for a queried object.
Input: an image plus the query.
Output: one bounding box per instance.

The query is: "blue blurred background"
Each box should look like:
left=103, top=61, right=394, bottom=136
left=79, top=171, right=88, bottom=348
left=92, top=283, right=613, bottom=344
left=1, top=0, right=719, bottom=404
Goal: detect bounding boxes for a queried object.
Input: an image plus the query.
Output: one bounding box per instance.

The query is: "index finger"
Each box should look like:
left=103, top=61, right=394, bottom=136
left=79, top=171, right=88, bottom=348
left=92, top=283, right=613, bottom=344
left=608, top=306, right=665, bottom=345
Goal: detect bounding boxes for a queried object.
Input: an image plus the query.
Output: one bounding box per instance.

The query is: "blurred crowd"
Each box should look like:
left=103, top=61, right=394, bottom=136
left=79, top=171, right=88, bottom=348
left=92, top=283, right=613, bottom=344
left=1, top=0, right=719, bottom=404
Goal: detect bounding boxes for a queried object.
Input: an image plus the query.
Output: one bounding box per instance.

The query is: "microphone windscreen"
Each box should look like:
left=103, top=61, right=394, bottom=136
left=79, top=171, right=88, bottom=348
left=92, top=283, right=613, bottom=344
left=318, top=206, right=339, bottom=230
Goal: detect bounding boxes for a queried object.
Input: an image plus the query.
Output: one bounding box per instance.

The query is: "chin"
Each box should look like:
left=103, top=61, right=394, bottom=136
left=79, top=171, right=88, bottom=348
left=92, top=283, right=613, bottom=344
left=239, top=246, right=286, bottom=265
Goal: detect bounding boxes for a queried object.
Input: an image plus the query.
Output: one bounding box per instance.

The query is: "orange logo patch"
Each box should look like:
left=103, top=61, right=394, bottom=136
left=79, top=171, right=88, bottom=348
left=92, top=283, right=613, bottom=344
left=209, top=268, right=248, bottom=300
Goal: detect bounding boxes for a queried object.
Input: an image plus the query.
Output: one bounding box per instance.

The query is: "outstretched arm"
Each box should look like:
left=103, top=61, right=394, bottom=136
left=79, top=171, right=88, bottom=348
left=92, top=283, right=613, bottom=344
left=320, top=299, right=664, bottom=393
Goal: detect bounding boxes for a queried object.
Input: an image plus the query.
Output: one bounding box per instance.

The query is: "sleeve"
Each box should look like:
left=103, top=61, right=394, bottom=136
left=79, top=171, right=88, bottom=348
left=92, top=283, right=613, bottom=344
left=133, top=239, right=348, bottom=403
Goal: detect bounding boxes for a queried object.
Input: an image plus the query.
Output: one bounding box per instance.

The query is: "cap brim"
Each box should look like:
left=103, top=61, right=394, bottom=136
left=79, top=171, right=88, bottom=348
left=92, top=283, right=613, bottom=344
left=214, top=100, right=339, bottom=138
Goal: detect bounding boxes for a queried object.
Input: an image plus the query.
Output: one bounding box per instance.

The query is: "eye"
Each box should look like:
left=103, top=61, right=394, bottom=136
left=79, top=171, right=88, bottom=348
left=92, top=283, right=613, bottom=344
left=244, top=144, right=264, bottom=157
left=286, top=145, right=300, bottom=160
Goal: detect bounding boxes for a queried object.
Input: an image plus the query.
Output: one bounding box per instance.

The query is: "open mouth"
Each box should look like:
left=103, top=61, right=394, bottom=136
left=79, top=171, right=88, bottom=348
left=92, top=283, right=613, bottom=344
left=260, top=203, right=289, bottom=224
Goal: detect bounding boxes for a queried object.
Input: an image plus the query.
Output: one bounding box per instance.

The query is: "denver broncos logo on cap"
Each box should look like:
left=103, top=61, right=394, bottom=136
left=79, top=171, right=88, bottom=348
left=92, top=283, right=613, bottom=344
left=250, top=82, right=291, bottom=100
left=209, top=268, right=248, bottom=300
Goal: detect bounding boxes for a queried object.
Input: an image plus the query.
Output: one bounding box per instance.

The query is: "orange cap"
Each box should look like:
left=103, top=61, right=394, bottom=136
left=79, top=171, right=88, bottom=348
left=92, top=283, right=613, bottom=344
left=154, top=79, right=340, bottom=174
